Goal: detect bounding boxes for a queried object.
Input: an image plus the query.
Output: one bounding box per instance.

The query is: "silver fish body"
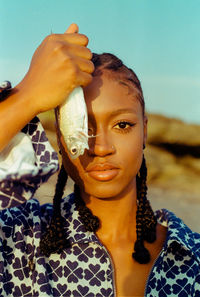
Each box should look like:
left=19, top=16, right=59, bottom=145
left=59, top=87, right=89, bottom=159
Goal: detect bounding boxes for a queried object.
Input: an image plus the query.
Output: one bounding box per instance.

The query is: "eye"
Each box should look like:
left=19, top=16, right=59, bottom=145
left=113, top=121, right=135, bottom=133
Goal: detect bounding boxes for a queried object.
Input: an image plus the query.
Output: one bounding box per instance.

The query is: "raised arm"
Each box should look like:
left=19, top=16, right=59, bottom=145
left=0, top=24, right=94, bottom=151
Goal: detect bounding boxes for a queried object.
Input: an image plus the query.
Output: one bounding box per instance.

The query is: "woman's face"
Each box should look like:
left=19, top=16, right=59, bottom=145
left=59, top=72, right=147, bottom=199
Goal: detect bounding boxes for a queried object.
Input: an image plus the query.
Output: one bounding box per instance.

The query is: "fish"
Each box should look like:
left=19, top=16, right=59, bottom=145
left=59, top=87, right=89, bottom=159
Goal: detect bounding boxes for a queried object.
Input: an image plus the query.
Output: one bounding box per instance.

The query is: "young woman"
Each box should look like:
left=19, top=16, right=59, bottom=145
left=0, top=24, right=199, bottom=297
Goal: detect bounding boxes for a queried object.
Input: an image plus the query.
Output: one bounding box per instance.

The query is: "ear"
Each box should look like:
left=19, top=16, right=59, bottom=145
left=143, top=115, right=148, bottom=148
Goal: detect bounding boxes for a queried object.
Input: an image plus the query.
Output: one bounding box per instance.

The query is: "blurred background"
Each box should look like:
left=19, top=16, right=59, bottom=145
left=0, top=0, right=200, bottom=231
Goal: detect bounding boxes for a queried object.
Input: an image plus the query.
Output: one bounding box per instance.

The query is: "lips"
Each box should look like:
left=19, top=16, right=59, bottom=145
left=86, top=163, right=120, bottom=181
left=87, top=163, right=118, bottom=172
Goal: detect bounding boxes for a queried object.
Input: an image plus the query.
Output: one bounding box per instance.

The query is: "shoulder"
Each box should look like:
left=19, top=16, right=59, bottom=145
left=155, top=209, right=200, bottom=263
left=0, top=199, right=40, bottom=224
left=0, top=193, right=75, bottom=227
left=147, top=210, right=200, bottom=296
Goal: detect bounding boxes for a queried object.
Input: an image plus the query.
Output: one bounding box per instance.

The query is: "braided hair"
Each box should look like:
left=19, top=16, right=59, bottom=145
left=92, top=53, right=145, bottom=115
left=132, top=157, right=157, bottom=264
left=40, top=164, right=70, bottom=256
left=40, top=53, right=157, bottom=264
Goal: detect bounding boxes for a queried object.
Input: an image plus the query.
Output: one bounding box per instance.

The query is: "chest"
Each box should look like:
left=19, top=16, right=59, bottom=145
left=109, top=246, right=154, bottom=296
left=103, top=233, right=168, bottom=297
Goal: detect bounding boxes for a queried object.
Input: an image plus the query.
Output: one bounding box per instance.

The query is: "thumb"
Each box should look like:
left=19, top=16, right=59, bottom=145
left=65, top=23, right=79, bottom=34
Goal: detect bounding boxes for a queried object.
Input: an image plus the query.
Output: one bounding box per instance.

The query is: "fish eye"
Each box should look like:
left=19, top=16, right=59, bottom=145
left=71, top=147, right=77, bottom=155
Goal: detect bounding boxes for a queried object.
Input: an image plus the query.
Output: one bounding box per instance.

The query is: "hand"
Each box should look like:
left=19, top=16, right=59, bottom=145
left=17, top=23, right=94, bottom=113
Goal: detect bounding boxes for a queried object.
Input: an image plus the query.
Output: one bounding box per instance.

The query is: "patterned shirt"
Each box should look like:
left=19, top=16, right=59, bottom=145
left=0, top=118, right=200, bottom=297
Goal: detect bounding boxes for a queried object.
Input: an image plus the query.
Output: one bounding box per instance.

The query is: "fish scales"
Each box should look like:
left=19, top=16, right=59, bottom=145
left=59, top=87, right=89, bottom=159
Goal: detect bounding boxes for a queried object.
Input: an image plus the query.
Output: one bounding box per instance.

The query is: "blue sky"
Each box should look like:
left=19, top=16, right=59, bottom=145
left=0, top=0, right=200, bottom=123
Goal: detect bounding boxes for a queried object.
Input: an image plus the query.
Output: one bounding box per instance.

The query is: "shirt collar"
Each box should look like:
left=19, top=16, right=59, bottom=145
left=155, top=209, right=200, bottom=263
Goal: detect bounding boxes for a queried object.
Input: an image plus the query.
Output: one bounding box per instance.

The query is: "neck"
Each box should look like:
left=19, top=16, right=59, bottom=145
left=81, top=181, right=137, bottom=244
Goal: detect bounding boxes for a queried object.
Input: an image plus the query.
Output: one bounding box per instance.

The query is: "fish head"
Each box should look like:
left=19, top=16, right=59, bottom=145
left=66, top=133, right=89, bottom=159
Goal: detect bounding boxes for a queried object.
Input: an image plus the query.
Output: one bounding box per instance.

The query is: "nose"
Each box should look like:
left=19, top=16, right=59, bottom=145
left=88, top=132, right=115, bottom=157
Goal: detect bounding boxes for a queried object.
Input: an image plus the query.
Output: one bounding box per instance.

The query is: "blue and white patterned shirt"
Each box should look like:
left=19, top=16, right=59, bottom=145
left=0, top=118, right=200, bottom=297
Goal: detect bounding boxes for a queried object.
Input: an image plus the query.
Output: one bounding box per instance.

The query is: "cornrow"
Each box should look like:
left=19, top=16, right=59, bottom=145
left=132, top=156, right=157, bottom=264
left=40, top=164, right=70, bottom=256
left=92, top=53, right=145, bottom=114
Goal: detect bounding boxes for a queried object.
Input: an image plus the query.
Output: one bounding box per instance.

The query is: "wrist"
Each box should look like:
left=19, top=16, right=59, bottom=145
left=13, top=79, right=40, bottom=117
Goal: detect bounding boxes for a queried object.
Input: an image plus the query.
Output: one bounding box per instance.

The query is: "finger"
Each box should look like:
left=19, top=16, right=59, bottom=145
left=66, top=43, right=92, bottom=60
left=65, top=33, right=89, bottom=46
left=76, top=57, right=94, bottom=74
left=78, top=71, right=93, bottom=87
left=65, top=23, right=79, bottom=34
left=55, top=33, right=89, bottom=46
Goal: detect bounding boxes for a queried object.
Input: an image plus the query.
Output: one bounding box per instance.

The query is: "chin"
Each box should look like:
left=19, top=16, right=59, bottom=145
left=84, top=182, right=126, bottom=200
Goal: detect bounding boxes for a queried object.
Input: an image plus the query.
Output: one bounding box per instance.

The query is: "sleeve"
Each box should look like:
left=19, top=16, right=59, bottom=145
left=0, top=117, right=59, bottom=210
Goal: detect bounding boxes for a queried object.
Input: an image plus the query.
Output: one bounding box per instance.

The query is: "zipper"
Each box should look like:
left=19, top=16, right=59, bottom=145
left=103, top=241, right=164, bottom=297
left=144, top=219, right=169, bottom=296
left=144, top=248, right=164, bottom=296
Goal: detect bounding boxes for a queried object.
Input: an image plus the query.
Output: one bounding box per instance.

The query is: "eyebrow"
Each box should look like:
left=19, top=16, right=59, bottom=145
left=88, top=108, right=137, bottom=120
left=108, top=108, right=137, bottom=118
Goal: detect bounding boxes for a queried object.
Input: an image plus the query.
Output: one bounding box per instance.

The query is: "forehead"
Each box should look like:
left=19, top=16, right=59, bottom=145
left=83, top=73, right=142, bottom=117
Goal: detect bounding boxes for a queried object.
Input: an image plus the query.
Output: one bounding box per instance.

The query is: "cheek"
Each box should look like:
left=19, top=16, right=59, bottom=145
left=117, top=128, right=144, bottom=160
left=115, top=129, right=144, bottom=184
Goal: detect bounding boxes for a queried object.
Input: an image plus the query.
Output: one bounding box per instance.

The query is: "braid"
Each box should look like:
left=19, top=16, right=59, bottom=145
left=40, top=164, right=70, bottom=256
left=74, top=184, right=100, bottom=232
left=140, top=158, right=157, bottom=243
left=132, top=156, right=157, bottom=264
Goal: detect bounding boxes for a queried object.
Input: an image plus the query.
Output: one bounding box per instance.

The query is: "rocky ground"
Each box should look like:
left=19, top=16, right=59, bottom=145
left=35, top=112, right=200, bottom=233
